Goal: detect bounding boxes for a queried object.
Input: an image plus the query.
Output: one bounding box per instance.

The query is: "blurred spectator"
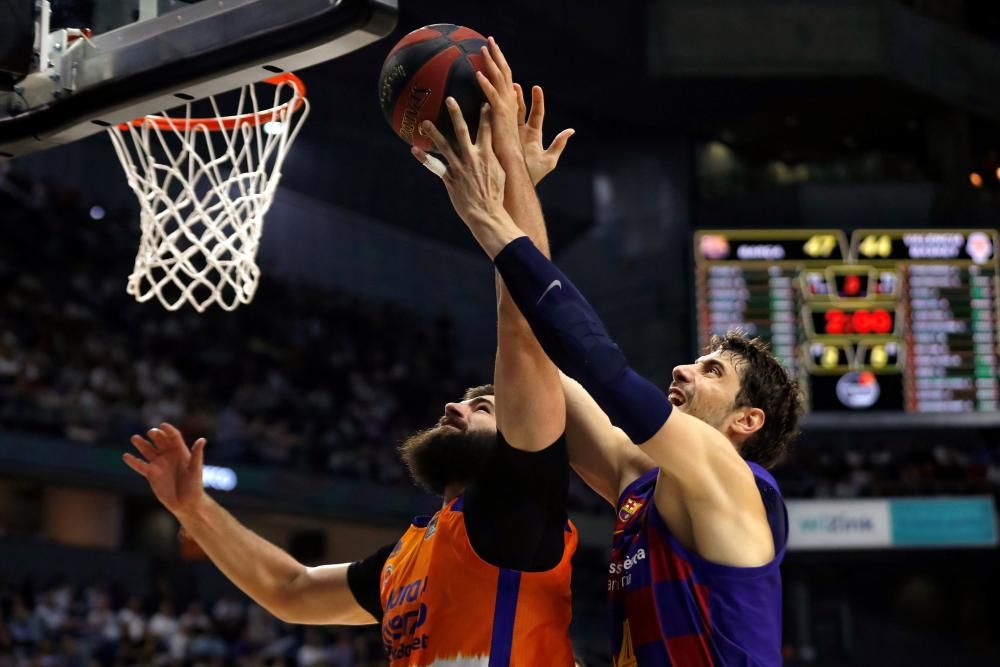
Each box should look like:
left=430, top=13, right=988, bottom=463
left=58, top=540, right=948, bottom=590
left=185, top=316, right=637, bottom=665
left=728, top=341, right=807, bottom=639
left=33, top=592, right=65, bottom=636
left=148, top=600, right=179, bottom=642
left=297, top=628, right=330, bottom=666
left=0, top=577, right=384, bottom=666
left=179, top=602, right=212, bottom=634
left=775, top=439, right=1000, bottom=499
left=117, top=594, right=146, bottom=643
left=212, top=592, right=245, bottom=641
left=8, top=597, right=41, bottom=651
left=329, top=631, right=356, bottom=667
left=189, top=625, right=228, bottom=661
left=244, top=603, right=279, bottom=648
left=167, top=624, right=191, bottom=663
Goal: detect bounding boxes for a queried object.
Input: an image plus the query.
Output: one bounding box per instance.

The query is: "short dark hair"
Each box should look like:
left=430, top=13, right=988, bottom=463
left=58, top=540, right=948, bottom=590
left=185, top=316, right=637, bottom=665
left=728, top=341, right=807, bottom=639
left=462, top=384, right=495, bottom=401
left=708, top=332, right=803, bottom=469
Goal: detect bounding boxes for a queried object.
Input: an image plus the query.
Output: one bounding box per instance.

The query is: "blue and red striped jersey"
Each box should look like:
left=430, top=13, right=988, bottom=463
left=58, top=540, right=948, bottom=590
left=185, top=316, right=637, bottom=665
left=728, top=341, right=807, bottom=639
left=609, top=464, right=788, bottom=666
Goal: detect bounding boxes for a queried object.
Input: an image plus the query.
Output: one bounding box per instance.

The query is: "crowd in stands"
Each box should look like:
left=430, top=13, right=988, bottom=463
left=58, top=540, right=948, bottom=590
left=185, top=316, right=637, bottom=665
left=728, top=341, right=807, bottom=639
left=0, top=577, right=382, bottom=666
left=2, top=165, right=999, bottom=510
left=776, top=438, right=1000, bottom=499
left=0, top=166, right=474, bottom=490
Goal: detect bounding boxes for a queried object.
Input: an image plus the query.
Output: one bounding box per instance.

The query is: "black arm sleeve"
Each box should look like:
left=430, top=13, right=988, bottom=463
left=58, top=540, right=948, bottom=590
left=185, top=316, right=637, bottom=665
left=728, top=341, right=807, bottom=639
left=463, top=432, right=569, bottom=572
left=346, top=543, right=396, bottom=621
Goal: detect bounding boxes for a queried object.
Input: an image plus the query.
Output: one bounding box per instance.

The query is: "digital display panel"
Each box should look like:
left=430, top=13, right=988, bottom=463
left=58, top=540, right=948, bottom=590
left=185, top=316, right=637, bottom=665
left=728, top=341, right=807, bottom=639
left=695, top=230, right=999, bottom=415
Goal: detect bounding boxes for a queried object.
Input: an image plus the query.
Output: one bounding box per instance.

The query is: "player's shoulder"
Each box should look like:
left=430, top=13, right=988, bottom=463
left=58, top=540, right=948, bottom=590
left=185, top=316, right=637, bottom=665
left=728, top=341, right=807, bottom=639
left=660, top=410, right=760, bottom=478
left=648, top=421, right=763, bottom=514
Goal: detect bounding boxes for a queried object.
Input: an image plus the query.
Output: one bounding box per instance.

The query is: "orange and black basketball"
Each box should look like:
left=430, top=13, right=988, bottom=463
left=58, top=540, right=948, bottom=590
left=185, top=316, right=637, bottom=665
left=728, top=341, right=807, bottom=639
left=378, top=24, right=487, bottom=152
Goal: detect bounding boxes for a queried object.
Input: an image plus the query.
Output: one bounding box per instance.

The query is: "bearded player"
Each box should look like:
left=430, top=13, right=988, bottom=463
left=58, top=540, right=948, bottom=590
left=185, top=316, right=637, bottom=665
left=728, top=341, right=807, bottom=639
left=122, top=74, right=578, bottom=667
left=416, top=38, right=801, bottom=666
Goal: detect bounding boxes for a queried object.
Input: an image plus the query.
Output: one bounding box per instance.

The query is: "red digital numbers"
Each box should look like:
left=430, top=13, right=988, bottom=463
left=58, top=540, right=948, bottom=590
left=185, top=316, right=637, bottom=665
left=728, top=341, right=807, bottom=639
left=836, top=273, right=869, bottom=297
left=844, top=275, right=861, bottom=296
left=824, top=309, right=846, bottom=334
left=823, top=309, right=893, bottom=335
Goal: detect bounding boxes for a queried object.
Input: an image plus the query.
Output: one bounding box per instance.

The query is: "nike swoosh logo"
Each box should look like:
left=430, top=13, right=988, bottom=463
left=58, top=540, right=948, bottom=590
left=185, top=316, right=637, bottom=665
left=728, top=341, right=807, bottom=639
left=536, top=279, right=562, bottom=306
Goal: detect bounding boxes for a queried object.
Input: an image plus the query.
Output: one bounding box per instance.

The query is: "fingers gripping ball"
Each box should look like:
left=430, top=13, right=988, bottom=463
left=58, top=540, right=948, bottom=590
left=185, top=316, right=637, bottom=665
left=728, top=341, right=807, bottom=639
left=378, top=23, right=487, bottom=152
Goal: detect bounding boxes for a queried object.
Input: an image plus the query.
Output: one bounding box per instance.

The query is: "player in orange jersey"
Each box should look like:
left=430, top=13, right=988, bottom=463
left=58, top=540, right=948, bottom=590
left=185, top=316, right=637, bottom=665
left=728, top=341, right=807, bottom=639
left=123, top=48, right=577, bottom=666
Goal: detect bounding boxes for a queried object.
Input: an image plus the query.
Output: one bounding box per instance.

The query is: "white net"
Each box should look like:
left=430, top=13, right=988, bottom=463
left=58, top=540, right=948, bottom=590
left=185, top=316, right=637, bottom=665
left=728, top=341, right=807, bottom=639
left=108, top=75, right=310, bottom=312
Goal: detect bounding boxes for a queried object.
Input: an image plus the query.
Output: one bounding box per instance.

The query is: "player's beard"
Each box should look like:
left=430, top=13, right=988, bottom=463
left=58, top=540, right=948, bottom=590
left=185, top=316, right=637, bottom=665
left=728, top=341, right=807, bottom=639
left=398, top=425, right=497, bottom=496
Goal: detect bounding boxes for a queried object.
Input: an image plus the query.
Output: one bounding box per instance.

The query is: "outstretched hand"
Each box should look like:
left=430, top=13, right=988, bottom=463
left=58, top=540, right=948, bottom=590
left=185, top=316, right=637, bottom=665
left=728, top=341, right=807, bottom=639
left=474, top=36, right=522, bottom=161
left=411, top=98, right=523, bottom=258
left=473, top=37, right=574, bottom=183
left=124, top=423, right=207, bottom=518
left=411, top=98, right=504, bottom=226
left=514, top=83, right=574, bottom=186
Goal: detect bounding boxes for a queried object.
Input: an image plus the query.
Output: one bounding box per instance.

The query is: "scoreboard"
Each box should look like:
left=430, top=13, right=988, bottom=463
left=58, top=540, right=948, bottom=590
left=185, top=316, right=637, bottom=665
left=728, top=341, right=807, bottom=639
left=694, top=229, right=999, bottom=415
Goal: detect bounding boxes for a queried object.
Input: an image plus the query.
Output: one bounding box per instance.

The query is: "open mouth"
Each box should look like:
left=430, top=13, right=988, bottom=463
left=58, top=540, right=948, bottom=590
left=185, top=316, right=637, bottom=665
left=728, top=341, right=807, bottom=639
left=668, top=387, right=687, bottom=407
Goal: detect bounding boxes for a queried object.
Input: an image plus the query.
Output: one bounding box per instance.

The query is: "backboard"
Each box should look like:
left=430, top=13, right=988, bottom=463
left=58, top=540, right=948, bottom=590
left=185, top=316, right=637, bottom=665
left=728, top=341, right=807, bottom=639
left=0, top=0, right=398, bottom=159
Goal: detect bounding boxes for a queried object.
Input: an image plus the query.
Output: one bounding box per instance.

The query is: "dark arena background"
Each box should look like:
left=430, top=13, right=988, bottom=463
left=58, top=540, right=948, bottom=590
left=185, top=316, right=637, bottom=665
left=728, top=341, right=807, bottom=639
left=2, top=0, right=1000, bottom=665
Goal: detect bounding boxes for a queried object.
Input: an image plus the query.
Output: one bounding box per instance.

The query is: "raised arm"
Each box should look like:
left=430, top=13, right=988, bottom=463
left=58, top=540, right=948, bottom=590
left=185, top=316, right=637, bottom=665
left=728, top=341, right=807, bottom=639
left=450, top=227, right=775, bottom=567
left=413, top=40, right=574, bottom=452
left=477, top=37, right=563, bottom=451
left=411, top=49, right=567, bottom=450
left=562, top=373, right=653, bottom=506
left=123, top=424, right=375, bottom=625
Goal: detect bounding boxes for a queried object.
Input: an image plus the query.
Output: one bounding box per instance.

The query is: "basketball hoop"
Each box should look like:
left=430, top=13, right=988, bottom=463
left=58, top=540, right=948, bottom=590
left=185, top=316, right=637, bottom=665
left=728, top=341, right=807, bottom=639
left=108, top=73, right=309, bottom=312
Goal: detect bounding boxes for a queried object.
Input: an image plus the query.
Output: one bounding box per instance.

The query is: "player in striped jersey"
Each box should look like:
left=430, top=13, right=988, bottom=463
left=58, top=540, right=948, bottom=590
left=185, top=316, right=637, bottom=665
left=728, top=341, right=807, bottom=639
left=426, top=39, right=804, bottom=667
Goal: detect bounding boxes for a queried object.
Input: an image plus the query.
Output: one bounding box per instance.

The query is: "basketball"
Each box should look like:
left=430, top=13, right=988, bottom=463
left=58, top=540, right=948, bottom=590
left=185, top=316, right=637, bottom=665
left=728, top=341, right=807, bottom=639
left=378, top=24, right=488, bottom=152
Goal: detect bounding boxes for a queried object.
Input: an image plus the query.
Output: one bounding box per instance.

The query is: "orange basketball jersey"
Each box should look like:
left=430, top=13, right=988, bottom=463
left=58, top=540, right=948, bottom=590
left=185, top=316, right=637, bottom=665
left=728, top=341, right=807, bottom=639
left=379, top=496, right=577, bottom=666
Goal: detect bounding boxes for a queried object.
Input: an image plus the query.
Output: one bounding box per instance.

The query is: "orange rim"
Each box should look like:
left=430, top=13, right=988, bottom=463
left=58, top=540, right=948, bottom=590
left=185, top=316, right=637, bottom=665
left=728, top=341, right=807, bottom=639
left=118, top=73, right=307, bottom=132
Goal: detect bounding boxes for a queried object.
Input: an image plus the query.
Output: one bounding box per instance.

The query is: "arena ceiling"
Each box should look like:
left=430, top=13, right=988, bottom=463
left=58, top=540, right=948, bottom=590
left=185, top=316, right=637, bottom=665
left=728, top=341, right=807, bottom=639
left=26, top=1, right=1000, bottom=252
left=278, top=0, right=1000, bottom=252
